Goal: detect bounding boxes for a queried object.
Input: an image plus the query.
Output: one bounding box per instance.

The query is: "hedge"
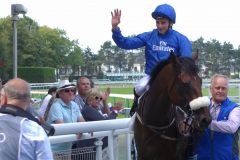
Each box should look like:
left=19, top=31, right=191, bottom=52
left=18, top=67, right=56, bottom=83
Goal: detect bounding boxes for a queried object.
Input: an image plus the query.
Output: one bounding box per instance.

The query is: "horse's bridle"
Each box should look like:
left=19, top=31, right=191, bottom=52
left=172, top=76, right=196, bottom=136
left=175, top=105, right=194, bottom=136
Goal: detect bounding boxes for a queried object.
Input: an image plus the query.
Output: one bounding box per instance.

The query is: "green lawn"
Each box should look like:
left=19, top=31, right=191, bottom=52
left=99, top=87, right=134, bottom=94
left=99, top=86, right=239, bottom=96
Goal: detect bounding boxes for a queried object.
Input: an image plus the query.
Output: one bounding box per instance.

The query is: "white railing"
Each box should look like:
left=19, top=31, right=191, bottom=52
left=49, top=118, right=133, bottom=160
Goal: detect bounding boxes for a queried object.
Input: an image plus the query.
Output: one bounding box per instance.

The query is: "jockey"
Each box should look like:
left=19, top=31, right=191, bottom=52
left=111, top=4, right=192, bottom=116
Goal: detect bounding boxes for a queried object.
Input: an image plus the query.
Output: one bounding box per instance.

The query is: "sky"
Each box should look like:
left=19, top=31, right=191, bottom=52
left=1, top=0, right=240, bottom=53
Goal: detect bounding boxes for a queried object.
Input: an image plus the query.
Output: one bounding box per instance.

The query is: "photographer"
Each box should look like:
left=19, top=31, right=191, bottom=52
left=0, top=78, right=53, bottom=160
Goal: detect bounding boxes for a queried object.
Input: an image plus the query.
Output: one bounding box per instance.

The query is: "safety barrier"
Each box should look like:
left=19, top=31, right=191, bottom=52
left=49, top=118, right=133, bottom=160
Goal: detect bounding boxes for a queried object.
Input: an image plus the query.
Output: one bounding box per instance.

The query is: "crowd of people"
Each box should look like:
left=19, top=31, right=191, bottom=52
left=0, top=77, right=124, bottom=160
left=0, top=2, right=239, bottom=160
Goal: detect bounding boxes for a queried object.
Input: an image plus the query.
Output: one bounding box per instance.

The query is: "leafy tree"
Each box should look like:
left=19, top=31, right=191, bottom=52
left=221, top=42, right=234, bottom=76
left=0, top=17, right=12, bottom=79
left=98, top=41, right=115, bottom=72
left=66, top=42, right=84, bottom=79
left=0, top=16, right=84, bottom=79
left=81, top=47, right=98, bottom=76
left=112, top=46, right=127, bottom=72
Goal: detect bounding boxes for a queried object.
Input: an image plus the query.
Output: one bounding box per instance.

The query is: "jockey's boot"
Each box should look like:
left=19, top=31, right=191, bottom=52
left=130, top=90, right=139, bottom=117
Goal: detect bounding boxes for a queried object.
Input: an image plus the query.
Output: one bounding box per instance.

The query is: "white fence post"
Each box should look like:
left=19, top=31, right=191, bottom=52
left=113, top=134, right=119, bottom=160
left=95, top=138, right=103, bottom=160
left=108, top=131, right=115, bottom=160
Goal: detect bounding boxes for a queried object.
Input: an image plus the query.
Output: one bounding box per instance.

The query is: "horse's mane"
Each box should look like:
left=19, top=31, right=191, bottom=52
left=149, top=57, right=199, bottom=85
left=148, top=59, right=170, bottom=85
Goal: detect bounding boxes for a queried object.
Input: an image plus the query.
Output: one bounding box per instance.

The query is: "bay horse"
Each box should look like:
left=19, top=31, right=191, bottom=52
left=134, top=52, right=211, bottom=160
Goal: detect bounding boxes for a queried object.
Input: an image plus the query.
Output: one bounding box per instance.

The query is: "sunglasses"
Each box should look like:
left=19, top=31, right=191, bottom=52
left=95, top=96, right=103, bottom=101
left=63, top=89, right=75, bottom=93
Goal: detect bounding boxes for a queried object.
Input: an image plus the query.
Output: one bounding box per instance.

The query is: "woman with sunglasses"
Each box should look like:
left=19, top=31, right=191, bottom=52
left=81, top=88, right=122, bottom=121
left=77, top=88, right=122, bottom=159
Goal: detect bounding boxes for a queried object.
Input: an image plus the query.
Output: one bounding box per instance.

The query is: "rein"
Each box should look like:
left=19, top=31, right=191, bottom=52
left=136, top=104, right=177, bottom=141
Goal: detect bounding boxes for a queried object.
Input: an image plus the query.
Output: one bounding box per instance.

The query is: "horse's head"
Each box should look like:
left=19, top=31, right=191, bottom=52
left=167, top=51, right=211, bottom=135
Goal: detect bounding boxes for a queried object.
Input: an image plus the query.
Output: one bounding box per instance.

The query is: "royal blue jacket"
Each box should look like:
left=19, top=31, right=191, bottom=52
left=196, top=98, right=239, bottom=160
left=112, top=27, right=192, bottom=74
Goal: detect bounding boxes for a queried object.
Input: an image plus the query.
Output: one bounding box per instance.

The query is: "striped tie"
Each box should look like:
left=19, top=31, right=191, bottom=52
left=211, top=104, right=220, bottom=120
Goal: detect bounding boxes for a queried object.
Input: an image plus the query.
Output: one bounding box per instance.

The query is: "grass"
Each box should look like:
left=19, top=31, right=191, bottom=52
left=99, top=87, right=134, bottom=94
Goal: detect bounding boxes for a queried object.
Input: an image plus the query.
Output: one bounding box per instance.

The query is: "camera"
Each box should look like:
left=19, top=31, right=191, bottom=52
left=11, top=4, right=27, bottom=15
left=41, top=122, right=55, bottom=136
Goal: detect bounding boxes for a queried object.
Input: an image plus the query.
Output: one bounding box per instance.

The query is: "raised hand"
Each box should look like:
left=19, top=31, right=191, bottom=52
left=112, top=101, right=124, bottom=111
left=111, top=9, right=121, bottom=29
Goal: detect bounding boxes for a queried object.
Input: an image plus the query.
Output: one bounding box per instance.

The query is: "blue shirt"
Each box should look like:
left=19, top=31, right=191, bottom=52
left=73, top=94, right=86, bottom=111
left=112, top=27, right=192, bottom=74
left=47, top=99, right=82, bottom=151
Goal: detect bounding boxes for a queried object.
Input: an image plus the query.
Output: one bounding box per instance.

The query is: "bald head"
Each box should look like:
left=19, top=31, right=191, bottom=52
left=1, top=78, right=31, bottom=109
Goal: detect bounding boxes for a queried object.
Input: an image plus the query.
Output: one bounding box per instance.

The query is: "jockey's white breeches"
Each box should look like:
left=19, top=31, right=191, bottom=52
left=134, top=74, right=150, bottom=96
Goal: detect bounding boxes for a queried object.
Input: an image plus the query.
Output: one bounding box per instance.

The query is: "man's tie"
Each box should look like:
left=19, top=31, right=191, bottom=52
left=211, top=104, right=220, bottom=120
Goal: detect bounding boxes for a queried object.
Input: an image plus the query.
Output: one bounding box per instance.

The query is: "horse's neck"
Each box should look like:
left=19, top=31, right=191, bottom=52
left=141, top=87, right=173, bottom=125
left=139, top=63, right=177, bottom=124
left=143, top=69, right=176, bottom=124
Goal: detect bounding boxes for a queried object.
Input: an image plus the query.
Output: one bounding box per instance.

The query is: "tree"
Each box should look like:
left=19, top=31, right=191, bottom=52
left=0, top=16, right=84, bottom=79
left=112, top=46, right=127, bottom=72
left=81, top=47, right=97, bottom=76
left=66, top=42, right=84, bottom=80
left=98, top=41, right=115, bottom=72
left=0, top=16, right=12, bottom=79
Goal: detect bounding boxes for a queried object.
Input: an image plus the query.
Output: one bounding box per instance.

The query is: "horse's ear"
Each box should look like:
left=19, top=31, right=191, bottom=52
left=192, top=49, right=199, bottom=60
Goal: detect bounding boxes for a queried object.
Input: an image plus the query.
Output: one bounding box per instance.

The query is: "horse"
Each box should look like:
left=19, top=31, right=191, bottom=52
left=134, top=52, right=211, bottom=160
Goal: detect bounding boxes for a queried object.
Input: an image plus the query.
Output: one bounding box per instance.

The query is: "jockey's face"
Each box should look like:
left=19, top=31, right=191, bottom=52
left=156, top=18, right=172, bottom=34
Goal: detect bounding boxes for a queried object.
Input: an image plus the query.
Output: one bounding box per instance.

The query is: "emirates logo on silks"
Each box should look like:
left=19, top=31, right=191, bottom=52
left=152, top=41, right=175, bottom=52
